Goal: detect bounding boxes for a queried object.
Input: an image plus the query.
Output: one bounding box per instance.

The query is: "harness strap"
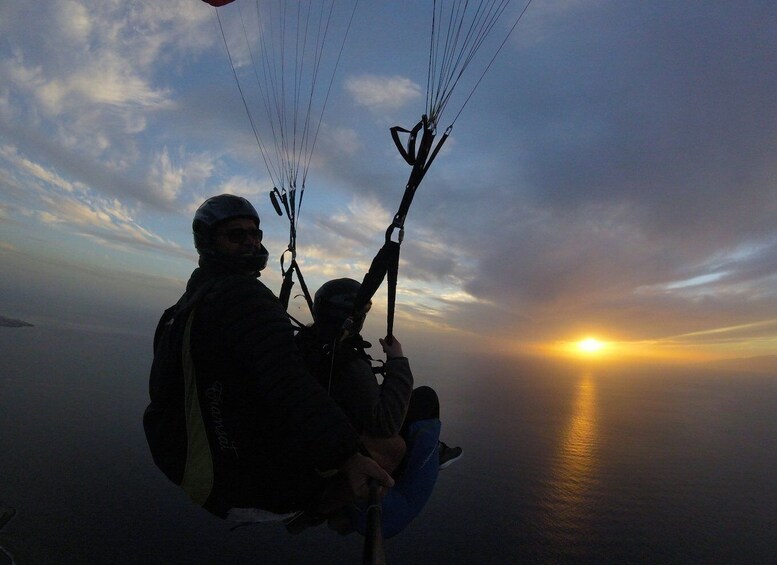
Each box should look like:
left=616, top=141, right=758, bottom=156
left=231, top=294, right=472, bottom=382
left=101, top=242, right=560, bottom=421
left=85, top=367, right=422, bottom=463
left=350, top=116, right=451, bottom=342
left=353, top=241, right=399, bottom=318
left=275, top=184, right=313, bottom=313
left=279, top=256, right=314, bottom=313
left=390, top=120, right=424, bottom=166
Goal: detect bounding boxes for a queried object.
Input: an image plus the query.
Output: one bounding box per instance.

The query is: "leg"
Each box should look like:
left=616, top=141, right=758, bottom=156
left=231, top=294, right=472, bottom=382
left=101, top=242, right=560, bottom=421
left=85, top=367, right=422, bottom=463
left=402, top=386, right=462, bottom=470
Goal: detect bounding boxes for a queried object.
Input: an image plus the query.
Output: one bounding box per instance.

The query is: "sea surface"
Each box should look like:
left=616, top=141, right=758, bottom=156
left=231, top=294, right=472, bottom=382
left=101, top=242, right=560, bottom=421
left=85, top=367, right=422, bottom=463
left=1, top=325, right=776, bottom=564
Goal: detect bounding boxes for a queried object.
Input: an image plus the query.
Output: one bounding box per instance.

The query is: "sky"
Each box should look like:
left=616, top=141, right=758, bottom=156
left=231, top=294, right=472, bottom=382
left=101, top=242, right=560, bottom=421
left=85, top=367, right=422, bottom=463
left=1, top=0, right=776, bottom=364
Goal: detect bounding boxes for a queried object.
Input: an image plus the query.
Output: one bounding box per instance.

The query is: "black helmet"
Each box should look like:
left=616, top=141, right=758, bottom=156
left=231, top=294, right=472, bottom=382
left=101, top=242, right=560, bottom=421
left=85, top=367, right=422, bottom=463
left=193, top=194, right=259, bottom=251
left=192, top=194, right=268, bottom=272
left=313, top=278, right=364, bottom=329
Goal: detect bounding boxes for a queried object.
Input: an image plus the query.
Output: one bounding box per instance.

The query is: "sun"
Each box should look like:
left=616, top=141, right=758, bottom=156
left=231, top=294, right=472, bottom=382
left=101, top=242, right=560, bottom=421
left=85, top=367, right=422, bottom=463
left=543, top=336, right=614, bottom=360
left=578, top=337, right=604, bottom=354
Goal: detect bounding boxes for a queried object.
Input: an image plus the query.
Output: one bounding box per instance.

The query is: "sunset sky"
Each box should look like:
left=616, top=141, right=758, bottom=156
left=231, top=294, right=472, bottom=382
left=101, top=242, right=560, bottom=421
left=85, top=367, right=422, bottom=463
left=1, top=1, right=776, bottom=364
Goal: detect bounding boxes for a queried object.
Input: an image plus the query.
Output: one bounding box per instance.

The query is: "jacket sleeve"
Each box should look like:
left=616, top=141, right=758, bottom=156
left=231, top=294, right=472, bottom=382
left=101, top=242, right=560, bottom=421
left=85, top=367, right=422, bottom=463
left=374, top=356, right=414, bottom=437
left=337, top=356, right=414, bottom=438
left=197, top=276, right=360, bottom=472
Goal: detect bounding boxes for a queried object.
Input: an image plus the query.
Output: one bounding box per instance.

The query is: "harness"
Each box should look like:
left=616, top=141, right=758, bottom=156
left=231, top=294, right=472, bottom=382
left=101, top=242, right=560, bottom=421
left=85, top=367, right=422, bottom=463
left=145, top=279, right=219, bottom=511
left=270, top=186, right=315, bottom=312
left=296, top=327, right=384, bottom=396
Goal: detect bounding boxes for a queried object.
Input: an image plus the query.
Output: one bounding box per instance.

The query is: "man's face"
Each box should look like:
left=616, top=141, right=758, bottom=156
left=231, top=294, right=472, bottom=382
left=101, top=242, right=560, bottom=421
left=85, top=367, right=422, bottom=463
left=212, top=217, right=263, bottom=257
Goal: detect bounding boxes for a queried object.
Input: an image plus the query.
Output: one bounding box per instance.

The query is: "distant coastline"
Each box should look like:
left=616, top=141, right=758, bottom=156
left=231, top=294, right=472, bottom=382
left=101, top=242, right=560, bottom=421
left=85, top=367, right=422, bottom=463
left=0, top=315, right=34, bottom=328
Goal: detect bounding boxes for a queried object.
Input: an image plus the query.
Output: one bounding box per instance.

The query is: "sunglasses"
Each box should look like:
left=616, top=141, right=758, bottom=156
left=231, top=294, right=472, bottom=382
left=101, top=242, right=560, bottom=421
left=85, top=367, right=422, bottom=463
left=218, top=227, right=263, bottom=244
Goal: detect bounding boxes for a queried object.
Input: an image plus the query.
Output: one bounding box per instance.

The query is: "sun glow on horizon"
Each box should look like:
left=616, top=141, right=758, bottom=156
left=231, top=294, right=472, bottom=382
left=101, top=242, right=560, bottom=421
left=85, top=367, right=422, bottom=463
left=544, top=336, right=617, bottom=361
left=578, top=337, right=604, bottom=354
left=500, top=326, right=775, bottom=365
left=528, top=336, right=614, bottom=361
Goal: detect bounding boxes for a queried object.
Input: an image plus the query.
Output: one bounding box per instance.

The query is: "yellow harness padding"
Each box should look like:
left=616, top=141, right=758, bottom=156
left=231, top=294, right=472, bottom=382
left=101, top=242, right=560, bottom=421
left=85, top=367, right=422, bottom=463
left=180, top=308, right=214, bottom=505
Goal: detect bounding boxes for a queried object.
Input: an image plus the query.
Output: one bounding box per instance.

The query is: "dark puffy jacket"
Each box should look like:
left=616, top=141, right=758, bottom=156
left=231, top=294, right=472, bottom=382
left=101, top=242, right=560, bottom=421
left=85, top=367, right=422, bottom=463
left=144, top=264, right=360, bottom=516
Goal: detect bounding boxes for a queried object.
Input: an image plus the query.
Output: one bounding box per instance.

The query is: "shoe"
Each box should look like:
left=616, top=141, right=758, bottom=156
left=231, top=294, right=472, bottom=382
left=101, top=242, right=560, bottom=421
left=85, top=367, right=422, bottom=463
left=284, top=510, right=326, bottom=534
left=438, top=441, right=463, bottom=470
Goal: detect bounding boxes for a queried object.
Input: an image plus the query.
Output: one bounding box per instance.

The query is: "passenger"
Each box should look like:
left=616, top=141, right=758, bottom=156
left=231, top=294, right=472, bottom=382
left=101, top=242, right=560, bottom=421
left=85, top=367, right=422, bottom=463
left=293, top=278, right=462, bottom=536
left=300, top=278, right=414, bottom=441
left=300, top=278, right=462, bottom=462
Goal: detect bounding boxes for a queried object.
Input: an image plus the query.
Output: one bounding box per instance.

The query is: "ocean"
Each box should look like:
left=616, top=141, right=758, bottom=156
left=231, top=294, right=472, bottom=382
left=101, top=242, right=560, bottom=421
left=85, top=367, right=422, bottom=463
left=1, top=325, right=776, bottom=563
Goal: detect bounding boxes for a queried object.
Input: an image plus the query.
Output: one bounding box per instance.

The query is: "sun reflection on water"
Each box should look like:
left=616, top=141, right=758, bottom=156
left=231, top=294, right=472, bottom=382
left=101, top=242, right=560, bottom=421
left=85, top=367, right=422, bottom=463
left=538, top=373, right=599, bottom=550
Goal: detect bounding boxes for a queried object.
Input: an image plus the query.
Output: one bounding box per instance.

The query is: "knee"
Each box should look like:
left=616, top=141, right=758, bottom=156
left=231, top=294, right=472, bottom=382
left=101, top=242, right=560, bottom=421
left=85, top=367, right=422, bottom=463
left=409, top=386, right=440, bottom=419
left=412, top=385, right=439, bottom=406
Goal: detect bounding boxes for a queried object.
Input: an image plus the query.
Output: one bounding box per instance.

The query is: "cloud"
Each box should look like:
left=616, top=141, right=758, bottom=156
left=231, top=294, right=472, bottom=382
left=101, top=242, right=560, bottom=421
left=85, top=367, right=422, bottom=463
left=0, top=144, right=74, bottom=193
left=147, top=146, right=223, bottom=204
left=0, top=143, right=186, bottom=259
left=3, top=6, right=175, bottom=117
left=1, top=1, right=776, bottom=358
left=59, top=53, right=172, bottom=111
left=0, top=0, right=219, bottom=189
left=510, top=3, right=777, bottom=234
left=148, top=148, right=186, bottom=203
left=311, top=195, right=392, bottom=250
left=345, top=74, right=422, bottom=112
left=56, top=0, right=93, bottom=44
left=321, top=125, right=361, bottom=157
left=346, top=1, right=776, bottom=347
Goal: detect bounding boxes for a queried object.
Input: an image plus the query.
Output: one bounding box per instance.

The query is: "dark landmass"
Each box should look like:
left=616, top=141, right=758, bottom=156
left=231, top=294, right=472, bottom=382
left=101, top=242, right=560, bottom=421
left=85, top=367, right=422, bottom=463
left=0, top=315, right=34, bottom=328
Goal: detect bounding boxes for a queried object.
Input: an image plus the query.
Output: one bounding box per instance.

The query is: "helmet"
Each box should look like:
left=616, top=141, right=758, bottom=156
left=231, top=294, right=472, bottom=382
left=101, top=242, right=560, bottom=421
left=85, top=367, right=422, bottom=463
left=193, top=194, right=260, bottom=252
left=192, top=194, right=268, bottom=272
left=313, top=278, right=363, bottom=329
